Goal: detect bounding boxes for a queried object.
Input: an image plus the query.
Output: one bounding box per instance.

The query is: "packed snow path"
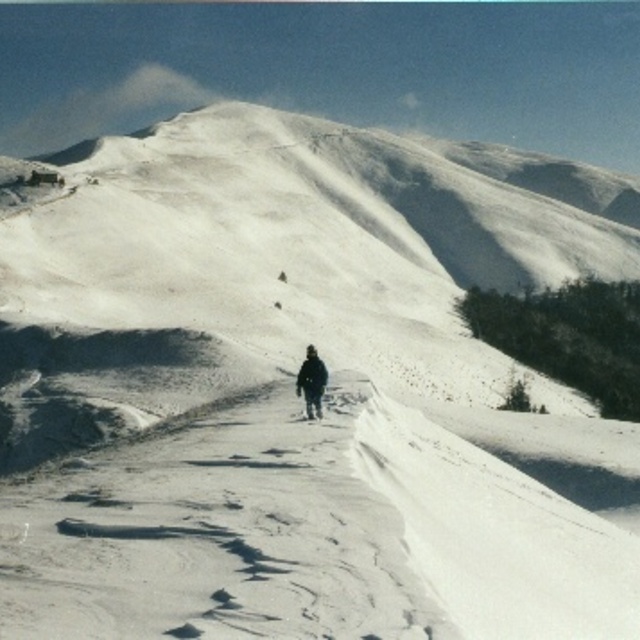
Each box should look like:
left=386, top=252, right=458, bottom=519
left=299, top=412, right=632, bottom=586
left=3, top=371, right=640, bottom=639
left=0, top=372, right=445, bottom=639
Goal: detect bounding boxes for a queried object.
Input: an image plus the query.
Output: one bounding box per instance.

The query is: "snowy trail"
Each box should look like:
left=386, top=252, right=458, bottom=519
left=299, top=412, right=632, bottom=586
left=3, top=373, right=640, bottom=638
left=5, top=372, right=640, bottom=640
left=0, top=372, right=443, bottom=639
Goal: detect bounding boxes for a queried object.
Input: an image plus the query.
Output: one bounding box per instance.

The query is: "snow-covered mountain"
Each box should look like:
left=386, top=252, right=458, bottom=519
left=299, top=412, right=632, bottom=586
left=2, top=101, right=640, bottom=639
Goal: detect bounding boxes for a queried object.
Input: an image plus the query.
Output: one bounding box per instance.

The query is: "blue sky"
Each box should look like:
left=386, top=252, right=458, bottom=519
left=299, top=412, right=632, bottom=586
left=1, top=3, right=640, bottom=174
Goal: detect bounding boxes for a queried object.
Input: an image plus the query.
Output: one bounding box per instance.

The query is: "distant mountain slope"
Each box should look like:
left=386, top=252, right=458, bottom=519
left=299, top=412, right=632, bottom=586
left=269, top=109, right=640, bottom=291
left=429, top=138, right=640, bottom=230
left=605, top=187, right=640, bottom=228
left=38, top=138, right=103, bottom=167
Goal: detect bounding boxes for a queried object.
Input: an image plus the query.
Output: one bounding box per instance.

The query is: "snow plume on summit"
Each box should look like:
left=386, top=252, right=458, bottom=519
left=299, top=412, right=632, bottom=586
left=42, top=101, right=640, bottom=289
left=2, top=101, right=640, bottom=639
left=3, top=64, right=217, bottom=160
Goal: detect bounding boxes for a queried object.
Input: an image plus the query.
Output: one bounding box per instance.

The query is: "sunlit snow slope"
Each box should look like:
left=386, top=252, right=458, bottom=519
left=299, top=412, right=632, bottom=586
left=2, top=101, right=640, bottom=639
left=3, top=101, right=640, bottom=414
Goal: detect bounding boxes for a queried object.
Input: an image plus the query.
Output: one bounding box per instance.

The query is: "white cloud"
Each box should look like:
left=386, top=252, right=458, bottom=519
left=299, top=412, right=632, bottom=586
left=107, top=64, right=216, bottom=112
left=0, top=64, right=218, bottom=157
left=399, top=92, right=421, bottom=111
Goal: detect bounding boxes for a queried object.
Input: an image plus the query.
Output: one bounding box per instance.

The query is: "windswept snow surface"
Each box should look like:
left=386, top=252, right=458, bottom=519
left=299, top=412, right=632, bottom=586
left=2, top=374, right=640, bottom=639
left=1, top=374, right=448, bottom=640
left=353, top=390, right=640, bottom=639
left=2, top=101, right=640, bottom=638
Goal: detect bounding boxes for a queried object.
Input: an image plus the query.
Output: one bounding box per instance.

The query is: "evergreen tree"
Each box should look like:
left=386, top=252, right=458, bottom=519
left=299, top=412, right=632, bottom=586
left=499, top=379, right=533, bottom=413
left=457, top=278, right=640, bottom=422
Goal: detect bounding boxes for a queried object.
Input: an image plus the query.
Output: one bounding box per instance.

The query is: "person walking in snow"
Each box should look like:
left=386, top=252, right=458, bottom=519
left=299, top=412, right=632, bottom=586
left=296, top=345, right=328, bottom=420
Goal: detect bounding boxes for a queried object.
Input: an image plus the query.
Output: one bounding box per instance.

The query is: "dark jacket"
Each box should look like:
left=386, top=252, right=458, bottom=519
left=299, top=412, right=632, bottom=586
left=297, top=356, right=328, bottom=393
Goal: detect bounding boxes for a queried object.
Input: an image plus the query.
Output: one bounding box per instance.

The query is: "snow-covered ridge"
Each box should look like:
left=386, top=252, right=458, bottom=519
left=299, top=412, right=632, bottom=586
left=3, top=372, right=640, bottom=639
left=41, top=101, right=640, bottom=289
left=0, top=322, right=278, bottom=475
left=2, top=100, right=640, bottom=638
left=353, top=386, right=640, bottom=639
left=429, top=138, right=640, bottom=226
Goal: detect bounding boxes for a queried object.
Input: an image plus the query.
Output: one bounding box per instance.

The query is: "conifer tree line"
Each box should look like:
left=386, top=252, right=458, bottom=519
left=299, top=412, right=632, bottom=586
left=457, top=277, right=640, bottom=422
